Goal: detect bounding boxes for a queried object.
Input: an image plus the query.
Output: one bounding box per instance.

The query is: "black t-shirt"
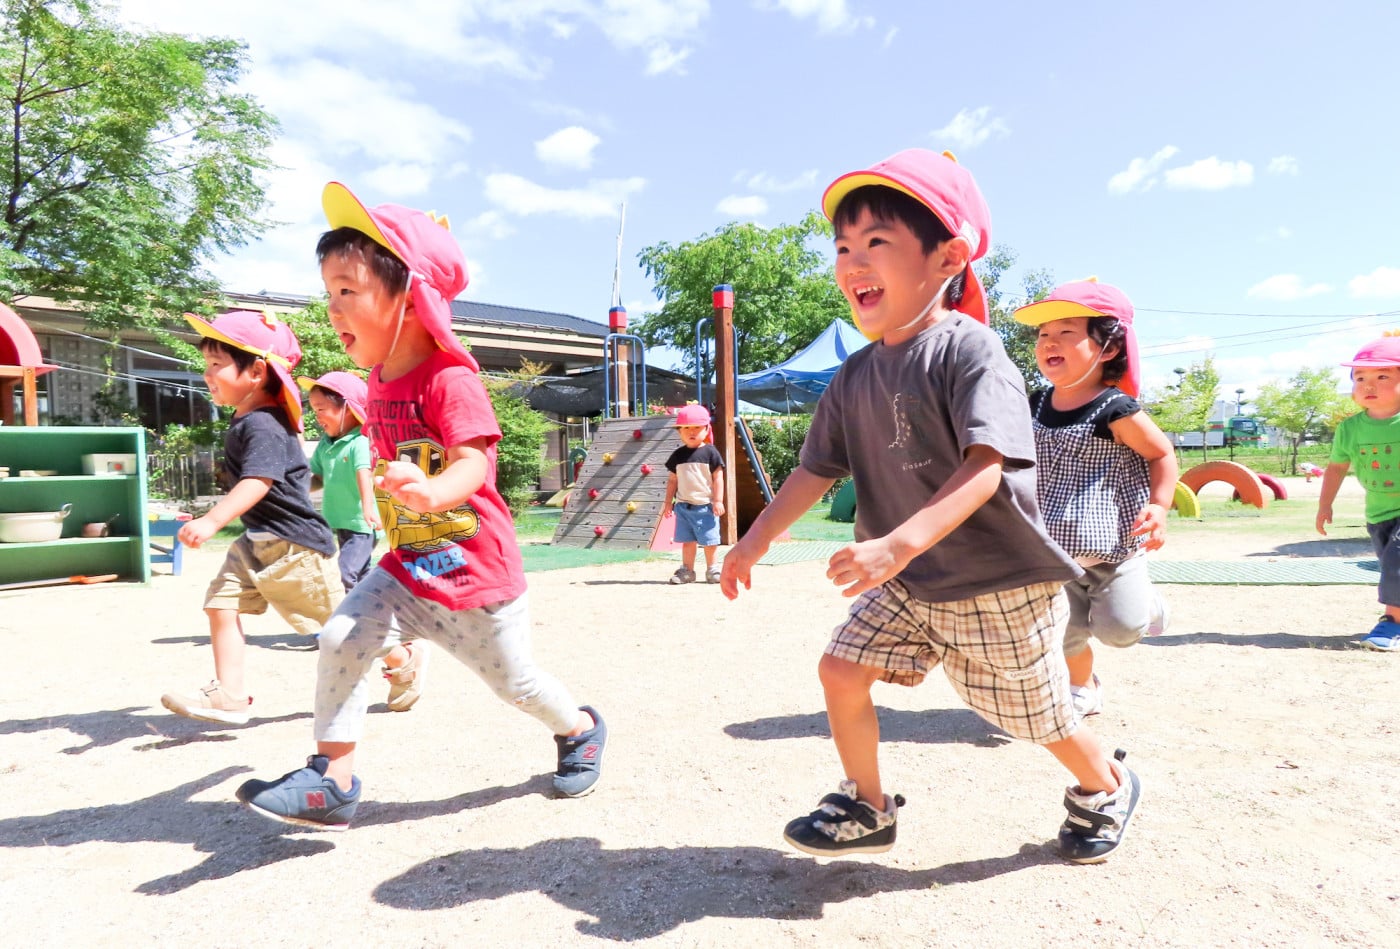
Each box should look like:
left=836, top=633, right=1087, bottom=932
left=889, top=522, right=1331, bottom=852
left=665, top=443, right=724, bottom=504
left=222, top=408, right=335, bottom=555
left=1030, top=388, right=1141, bottom=440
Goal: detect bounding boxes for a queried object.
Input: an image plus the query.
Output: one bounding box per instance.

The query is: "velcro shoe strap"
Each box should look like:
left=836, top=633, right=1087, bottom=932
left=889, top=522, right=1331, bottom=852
left=816, top=793, right=878, bottom=830
left=1062, top=795, right=1117, bottom=833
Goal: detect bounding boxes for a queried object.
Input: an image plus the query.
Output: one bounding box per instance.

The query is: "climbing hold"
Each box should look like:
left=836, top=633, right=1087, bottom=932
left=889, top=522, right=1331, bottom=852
left=593, top=525, right=605, bottom=537
left=588, top=488, right=599, bottom=500
left=602, top=452, right=614, bottom=464
left=626, top=501, right=638, bottom=513
left=633, top=429, right=643, bottom=439
left=640, top=464, right=653, bottom=475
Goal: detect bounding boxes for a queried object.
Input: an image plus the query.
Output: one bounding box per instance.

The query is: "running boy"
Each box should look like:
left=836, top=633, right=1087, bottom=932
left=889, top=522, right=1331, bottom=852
left=236, top=184, right=606, bottom=830
left=721, top=149, right=1141, bottom=863
left=1014, top=279, right=1177, bottom=716
left=301, top=370, right=426, bottom=711
left=161, top=310, right=343, bottom=724
left=1317, top=335, right=1400, bottom=652
left=662, top=403, right=726, bottom=584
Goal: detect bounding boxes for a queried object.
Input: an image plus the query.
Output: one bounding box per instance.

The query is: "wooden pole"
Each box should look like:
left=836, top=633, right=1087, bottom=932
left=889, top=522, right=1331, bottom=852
left=609, top=306, right=629, bottom=419
left=712, top=284, right=739, bottom=545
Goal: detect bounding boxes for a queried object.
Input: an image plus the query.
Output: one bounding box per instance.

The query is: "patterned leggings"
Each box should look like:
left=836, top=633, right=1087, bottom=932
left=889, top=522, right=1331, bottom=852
left=313, top=568, right=580, bottom=742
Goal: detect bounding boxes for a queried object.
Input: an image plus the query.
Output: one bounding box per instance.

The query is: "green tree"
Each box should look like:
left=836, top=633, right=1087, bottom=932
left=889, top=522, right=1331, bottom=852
left=978, top=245, right=1053, bottom=385
left=635, top=211, right=847, bottom=375
left=1254, top=367, right=1352, bottom=474
left=0, top=0, right=276, bottom=334
left=1147, top=358, right=1220, bottom=456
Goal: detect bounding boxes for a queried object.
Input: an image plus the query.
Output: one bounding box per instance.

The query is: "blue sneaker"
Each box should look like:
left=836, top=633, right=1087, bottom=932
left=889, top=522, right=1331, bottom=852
left=1363, top=618, right=1400, bottom=652
left=236, top=755, right=361, bottom=831
left=553, top=706, right=606, bottom=797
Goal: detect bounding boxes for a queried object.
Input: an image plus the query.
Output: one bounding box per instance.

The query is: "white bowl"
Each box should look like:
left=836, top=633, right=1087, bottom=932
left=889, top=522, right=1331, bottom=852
left=0, top=504, right=73, bottom=543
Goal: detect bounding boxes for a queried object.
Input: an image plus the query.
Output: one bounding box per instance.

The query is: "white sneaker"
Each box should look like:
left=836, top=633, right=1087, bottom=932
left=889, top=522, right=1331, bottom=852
left=1070, top=674, right=1103, bottom=718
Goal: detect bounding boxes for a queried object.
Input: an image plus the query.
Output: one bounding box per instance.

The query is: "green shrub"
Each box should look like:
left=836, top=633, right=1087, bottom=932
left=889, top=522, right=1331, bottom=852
left=487, top=384, right=557, bottom=515
left=744, top=414, right=811, bottom=489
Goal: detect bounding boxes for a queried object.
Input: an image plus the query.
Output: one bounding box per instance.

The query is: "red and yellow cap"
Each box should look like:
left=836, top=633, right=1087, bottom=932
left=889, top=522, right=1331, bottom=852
left=185, top=309, right=305, bottom=430
left=1014, top=278, right=1141, bottom=398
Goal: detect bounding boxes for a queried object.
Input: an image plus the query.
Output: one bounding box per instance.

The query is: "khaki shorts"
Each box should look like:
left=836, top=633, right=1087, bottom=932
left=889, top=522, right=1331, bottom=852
left=204, top=534, right=345, bottom=636
left=826, top=579, right=1076, bottom=744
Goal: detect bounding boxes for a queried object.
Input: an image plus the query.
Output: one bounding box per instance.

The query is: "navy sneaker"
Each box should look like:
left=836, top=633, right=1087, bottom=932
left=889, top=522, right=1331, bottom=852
left=236, top=755, right=361, bottom=831
left=553, top=706, right=606, bottom=797
left=1363, top=618, right=1400, bottom=652
left=1057, top=748, right=1141, bottom=863
left=783, top=780, right=905, bottom=856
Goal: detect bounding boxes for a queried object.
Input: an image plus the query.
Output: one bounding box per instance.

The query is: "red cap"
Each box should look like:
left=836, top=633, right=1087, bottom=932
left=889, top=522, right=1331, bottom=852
left=185, top=309, right=305, bottom=431
left=1014, top=279, right=1141, bottom=398
left=322, top=182, right=479, bottom=372
left=297, top=370, right=368, bottom=424
left=674, top=404, right=712, bottom=427
left=822, top=149, right=991, bottom=330
left=1342, top=336, right=1400, bottom=368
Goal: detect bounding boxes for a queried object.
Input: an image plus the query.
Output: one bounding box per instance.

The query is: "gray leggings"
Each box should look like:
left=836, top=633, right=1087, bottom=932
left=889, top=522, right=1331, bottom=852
left=1063, top=554, right=1163, bottom=656
left=313, top=567, right=580, bottom=742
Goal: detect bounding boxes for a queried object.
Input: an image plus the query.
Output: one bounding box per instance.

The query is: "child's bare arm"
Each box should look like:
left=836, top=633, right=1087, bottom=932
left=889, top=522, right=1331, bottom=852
left=827, top=444, right=1003, bottom=598
left=356, top=467, right=381, bottom=530
left=711, top=465, right=725, bottom=517
left=721, top=467, right=835, bottom=599
left=663, top=472, right=678, bottom=515
left=1316, top=461, right=1351, bottom=535
left=178, top=477, right=272, bottom=548
left=376, top=437, right=491, bottom=513
left=1110, top=411, right=1179, bottom=549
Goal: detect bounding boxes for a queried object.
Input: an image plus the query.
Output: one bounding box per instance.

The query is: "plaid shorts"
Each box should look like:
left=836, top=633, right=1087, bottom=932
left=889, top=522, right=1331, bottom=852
left=826, top=579, right=1076, bottom=744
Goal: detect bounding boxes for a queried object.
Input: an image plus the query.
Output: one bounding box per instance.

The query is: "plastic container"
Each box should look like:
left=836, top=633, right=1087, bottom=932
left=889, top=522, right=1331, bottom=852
left=0, top=504, right=73, bottom=543
left=81, top=453, right=138, bottom=475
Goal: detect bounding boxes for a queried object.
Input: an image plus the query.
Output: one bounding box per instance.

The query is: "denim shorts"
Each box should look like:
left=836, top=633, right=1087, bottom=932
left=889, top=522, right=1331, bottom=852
left=672, top=501, right=720, bottom=546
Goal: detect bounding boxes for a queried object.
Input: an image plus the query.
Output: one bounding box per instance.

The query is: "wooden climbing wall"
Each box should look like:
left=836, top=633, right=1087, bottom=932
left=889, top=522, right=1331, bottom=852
left=551, top=416, right=773, bottom=550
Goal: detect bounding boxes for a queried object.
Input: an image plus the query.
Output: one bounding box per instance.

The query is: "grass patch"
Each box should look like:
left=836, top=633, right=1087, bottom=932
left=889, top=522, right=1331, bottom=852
left=1169, top=496, right=1367, bottom=544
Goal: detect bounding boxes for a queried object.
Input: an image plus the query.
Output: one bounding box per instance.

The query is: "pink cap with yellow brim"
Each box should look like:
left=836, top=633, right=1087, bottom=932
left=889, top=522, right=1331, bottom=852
left=185, top=309, right=306, bottom=431
left=321, top=182, right=480, bottom=372
left=296, top=370, right=368, bottom=424
left=821, top=149, right=992, bottom=334
left=1014, top=278, right=1141, bottom=398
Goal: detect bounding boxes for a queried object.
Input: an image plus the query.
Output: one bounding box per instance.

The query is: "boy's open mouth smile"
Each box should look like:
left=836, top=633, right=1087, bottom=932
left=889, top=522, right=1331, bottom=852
left=852, top=284, right=884, bottom=306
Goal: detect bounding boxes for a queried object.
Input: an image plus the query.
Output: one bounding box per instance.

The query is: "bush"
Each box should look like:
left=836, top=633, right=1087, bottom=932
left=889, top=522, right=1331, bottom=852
left=744, top=414, right=811, bottom=489
left=487, top=384, right=557, bottom=515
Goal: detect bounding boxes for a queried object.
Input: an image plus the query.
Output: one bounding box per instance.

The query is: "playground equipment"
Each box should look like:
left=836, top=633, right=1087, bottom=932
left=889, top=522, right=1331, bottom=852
left=1171, top=481, right=1202, bottom=518
left=1179, top=461, right=1269, bottom=509
left=552, top=286, right=775, bottom=550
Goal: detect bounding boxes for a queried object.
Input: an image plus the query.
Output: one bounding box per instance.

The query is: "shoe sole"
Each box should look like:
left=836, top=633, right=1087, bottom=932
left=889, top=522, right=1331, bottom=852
left=552, top=781, right=600, bottom=799
left=1362, top=640, right=1399, bottom=652
left=160, top=695, right=249, bottom=725
left=241, top=800, right=351, bottom=832
left=782, top=831, right=896, bottom=857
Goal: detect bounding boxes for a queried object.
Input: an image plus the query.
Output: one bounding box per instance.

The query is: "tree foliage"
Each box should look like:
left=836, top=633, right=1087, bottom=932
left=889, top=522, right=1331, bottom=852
left=1254, top=367, right=1352, bottom=474
left=1146, top=358, right=1220, bottom=440
left=0, top=0, right=276, bottom=333
left=978, top=245, right=1054, bottom=385
left=635, top=211, right=847, bottom=375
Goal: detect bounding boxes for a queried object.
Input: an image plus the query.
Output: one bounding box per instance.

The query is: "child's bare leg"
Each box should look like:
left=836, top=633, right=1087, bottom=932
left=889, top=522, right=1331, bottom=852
left=319, top=741, right=356, bottom=792
left=702, top=545, right=718, bottom=568
left=1044, top=727, right=1116, bottom=794
left=207, top=607, right=246, bottom=695
left=1386, top=604, right=1400, bottom=622
left=818, top=653, right=886, bottom=807
left=382, top=642, right=414, bottom=669
left=681, top=541, right=697, bottom=570
left=1064, top=644, right=1094, bottom=688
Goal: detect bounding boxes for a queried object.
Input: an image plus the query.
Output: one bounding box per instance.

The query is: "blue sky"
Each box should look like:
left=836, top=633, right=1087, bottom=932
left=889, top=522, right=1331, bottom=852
left=118, top=0, right=1400, bottom=401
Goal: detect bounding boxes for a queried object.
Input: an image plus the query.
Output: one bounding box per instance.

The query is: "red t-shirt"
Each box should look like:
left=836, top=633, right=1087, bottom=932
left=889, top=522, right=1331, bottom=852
left=366, top=350, right=526, bottom=611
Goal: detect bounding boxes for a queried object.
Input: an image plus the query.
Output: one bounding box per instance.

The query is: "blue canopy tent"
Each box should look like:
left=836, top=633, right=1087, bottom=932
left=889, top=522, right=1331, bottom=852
left=736, top=319, right=869, bottom=413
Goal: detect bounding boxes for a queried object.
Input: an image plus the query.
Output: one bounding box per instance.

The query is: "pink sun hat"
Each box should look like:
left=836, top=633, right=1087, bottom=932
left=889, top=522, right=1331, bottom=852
left=1014, top=278, right=1141, bottom=399
left=821, top=149, right=992, bottom=332
left=1342, top=336, right=1400, bottom=368
left=296, top=370, right=368, bottom=424
left=673, top=404, right=712, bottom=427
left=321, top=182, right=480, bottom=372
left=185, top=309, right=306, bottom=431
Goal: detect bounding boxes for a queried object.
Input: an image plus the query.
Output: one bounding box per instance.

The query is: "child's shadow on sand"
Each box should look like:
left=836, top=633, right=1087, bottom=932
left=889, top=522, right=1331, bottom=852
left=374, top=836, right=1056, bottom=940
left=726, top=706, right=1012, bottom=748
left=0, top=706, right=311, bottom=754
left=151, top=632, right=317, bottom=652
left=0, top=769, right=545, bottom=895
left=1141, top=630, right=1359, bottom=650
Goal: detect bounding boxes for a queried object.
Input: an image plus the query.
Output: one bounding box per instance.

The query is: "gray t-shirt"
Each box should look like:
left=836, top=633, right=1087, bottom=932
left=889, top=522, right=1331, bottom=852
left=801, top=314, right=1079, bottom=602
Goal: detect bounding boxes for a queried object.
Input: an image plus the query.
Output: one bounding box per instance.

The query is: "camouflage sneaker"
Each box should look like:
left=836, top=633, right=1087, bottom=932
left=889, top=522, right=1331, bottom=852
left=384, top=641, right=428, bottom=712
left=1057, top=749, right=1142, bottom=863
left=783, top=780, right=905, bottom=856
left=160, top=680, right=251, bottom=725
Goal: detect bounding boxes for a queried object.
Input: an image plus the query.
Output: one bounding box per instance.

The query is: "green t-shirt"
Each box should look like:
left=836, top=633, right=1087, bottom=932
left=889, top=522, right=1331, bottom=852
left=1331, top=410, right=1400, bottom=523
left=309, top=427, right=373, bottom=533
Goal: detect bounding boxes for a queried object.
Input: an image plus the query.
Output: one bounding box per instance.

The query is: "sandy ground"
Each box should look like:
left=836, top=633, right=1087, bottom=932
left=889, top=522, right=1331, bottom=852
left=1, top=475, right=1397, bottom=947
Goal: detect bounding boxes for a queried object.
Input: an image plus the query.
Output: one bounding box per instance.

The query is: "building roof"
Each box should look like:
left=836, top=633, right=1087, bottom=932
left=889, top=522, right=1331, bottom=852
left=448, top=299, right=609, bottom=338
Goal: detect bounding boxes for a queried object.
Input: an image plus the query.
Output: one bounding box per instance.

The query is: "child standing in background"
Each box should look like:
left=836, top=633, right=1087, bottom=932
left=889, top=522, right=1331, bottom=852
left=662, top=404, right=726, bottom=584
left=161, top=311, right=343, bottom=725
left=1014, top=279, right=1177, bottom=717
left=301, top=370, right=426, bottom=710
left=1317, top=335, right=1400, bottom=652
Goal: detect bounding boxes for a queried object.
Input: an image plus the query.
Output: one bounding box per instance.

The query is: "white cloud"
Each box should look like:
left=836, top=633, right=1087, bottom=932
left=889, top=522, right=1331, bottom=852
left=763, top=0, right=875, bottom=32
left=1276, top=226, right=1293, bottom=239
left=1164, top=157, right=1254, bottom=191
left=1246, top=274, right=1332, bottom=300
left=482, top=173, right=645, bottom=218
left=644, top=43, right=692, bottom=76
left=1107, top=145, right=1180, bottom=194
left=733, top=169, right=819, bottom=193
left=361, top=162, right=434, bottom=198
left=535, top=127, right=602, bottom=170
left=882, top=26, right=898, bottom=47
left=716, top=195, right=768, bottom=217
left=1349, top=266, right=1400, bottom=299
left=1267, top=155, right=1300, bottom=176
left=461, top=210, right=516, bottom=241
left=930, top=107, right=1009, bottom=151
